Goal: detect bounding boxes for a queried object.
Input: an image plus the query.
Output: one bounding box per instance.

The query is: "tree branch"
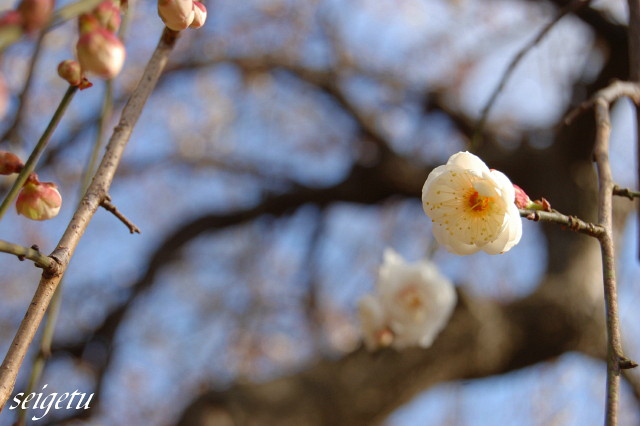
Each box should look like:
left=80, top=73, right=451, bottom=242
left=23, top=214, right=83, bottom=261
left=474, top=0, right=591, bottom=146
left=590, top=81, right=640, bottom=425
left=100, top=196, right=141, bottom=234
left=0, top=240, right=53, bottom=269
left=612, top=185, right=640, bottom=200
left=0, top=28, right=180, bottom=411
left=519, top=208, right=604, bottom=238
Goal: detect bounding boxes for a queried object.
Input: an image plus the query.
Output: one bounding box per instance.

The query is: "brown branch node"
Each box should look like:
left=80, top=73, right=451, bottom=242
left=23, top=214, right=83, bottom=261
left=619, top=357, right=639, bottom=370
left=100, top=195, right=141, bottom=234
left=565, top=80, right=640, bottom=124
left=613, top=185, right=640, bottom=200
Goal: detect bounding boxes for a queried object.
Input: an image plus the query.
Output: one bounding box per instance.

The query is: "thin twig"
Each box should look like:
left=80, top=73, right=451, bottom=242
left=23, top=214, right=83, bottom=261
left=591, top=84, right=639, bottom=426
left=519, top=209, right=604, bottom=238
left=612, top=185, right=640, bottom=200
left=0, top=86, right=77, bottom=223
left=0, top=28, right=179, bottom=411
left=628, top=0, right=640, bottom=264
left=101, top=196, right=141, bottom=234
left=564, top=80, right=640, bottom=124
left=1, top=31, right=47, bottom=147
left=0, top=240, right=53, bottom=269
left=559, top=78, right=640, bottom=425
left=473, top=0, right=590, bottom=147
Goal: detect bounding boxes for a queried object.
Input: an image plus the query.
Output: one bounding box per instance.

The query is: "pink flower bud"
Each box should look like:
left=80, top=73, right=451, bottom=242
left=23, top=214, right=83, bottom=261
left=0, top=10, right=23, bottom=27
left=0, top=151, right=23, bottom=175
left=16, top=174, right=62, bottom=221
left=513, top=184, right=532, bottom=209
left=17, top=0, right=54, bottom=34
left=158, top=0, right=195, bottom=31
left=57, top=60, right=82, bottom=86
left=78, top=13, right=101, bottom=35
left=189, top=1, right=206, bottom=29
left=78, top=77, right=93, bottom=90
left=0, top=10, right=24, bottom=41
left=76, top=28, right=125, bottom=79
left=0, top=74, right=8, bottom=121
left=93, top=0, right=121, bottom=33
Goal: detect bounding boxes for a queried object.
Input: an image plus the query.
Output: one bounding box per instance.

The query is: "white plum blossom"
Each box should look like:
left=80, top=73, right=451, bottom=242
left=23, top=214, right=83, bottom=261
left=358, top=295, right=393, bottom=350
left=358, top=249, right=457, bottom=350
left=422, top=151, right=522, bottom=255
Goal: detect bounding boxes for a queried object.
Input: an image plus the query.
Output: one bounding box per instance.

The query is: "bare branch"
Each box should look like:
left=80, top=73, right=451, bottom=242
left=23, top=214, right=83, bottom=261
left=519, top=209, right=604, bottom=238
left=100, top=196, right=141, bottom=234
left=1, top=31, right=47, bottom=147
left=0, top=240, right=54, bottom=269
left=565, top=81, right=640, bottom=124
left=474, top=0, right=591, bottom=146
left=0, top=28, right=180, bottom=411
left=587, top=81, right=640, bottom=425
left=613, top=185, right=640, bottom=200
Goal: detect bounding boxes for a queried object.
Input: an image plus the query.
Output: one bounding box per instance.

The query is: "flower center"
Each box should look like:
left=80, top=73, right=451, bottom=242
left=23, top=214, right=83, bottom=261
left=466, top=189, right=493, bottom=214
left=398, top=285, right=423, bottom=312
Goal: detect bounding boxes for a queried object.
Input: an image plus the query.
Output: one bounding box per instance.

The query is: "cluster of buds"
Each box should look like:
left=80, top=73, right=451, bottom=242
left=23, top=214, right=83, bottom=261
left=57, top=0, right=126, bottom=88
left=0, top=151, right=62, bottom=221
left=0, top=0, right=54, bottom=37
left=158, top=0, right=207, bottom=31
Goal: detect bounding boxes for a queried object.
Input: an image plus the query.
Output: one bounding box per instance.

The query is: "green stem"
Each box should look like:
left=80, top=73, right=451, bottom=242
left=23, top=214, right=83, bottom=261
left=0, top=239, right=53, bottom=268
left=0, top=86, right=77, bottom=223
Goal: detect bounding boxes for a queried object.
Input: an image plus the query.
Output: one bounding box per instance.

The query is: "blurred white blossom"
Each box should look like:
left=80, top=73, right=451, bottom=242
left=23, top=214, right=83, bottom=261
left=422, top=151, right=522, bottom=255
left=358, top=294, right=393, bottom=350
left=358, top=249, right=456, bottom=350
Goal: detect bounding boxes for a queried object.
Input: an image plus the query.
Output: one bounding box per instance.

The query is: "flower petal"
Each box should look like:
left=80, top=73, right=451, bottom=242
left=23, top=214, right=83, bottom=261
left=489, top=169, right=516, bottom=204
left=447, top=151, right=490, bottom=173
left=482, top=203, right=522, bottom=254
left=432, top=222, right=480, bottom=255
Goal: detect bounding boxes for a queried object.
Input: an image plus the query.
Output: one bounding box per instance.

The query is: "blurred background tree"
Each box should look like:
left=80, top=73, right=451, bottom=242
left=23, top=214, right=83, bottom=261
left=2, top=0, right=640, bottom=424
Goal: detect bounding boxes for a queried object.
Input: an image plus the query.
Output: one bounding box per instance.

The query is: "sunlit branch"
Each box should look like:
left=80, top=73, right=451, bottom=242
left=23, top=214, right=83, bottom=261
left=519, top=209, right=604, bottom=238
left=100, top=195, right=141, bottom=234
left=590, top=80, right=640, bottom=426
left=0, top=240, right=53, bottom=269
left=0, top=28, right=180, bottom=411
left=612, top=185, right=640, bottom=200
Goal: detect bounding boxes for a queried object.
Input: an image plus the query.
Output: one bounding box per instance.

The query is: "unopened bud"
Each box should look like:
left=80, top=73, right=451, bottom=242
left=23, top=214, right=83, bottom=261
left=0, top=10, right=24, bottom=42
left=17, top=0, right=54, bottom=34
left=78, top=77, right=93, bottom=90
left=513, top=184, right=533, bottom=209
left=0, top=151, right=23, bottom=175
left=57, top=59, right=82, bottom=86
left=78, top=13, right=101, bottom=35
left=16, top=174, right=62, bottom=221
left=76, top=28, right=125, bottom=79
left=158, top=0, right=194, bottom=31
left=189, top=1, right=206, bottom=29
left=93, top=0, right=121, bottom=33
left=0, top=10, right=23, bottom=27
left=0, top=74, right=8, bottom=120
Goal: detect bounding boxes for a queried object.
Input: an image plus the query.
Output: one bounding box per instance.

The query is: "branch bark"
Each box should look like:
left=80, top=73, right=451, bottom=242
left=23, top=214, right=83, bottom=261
left=591, top=82, right=640, bottom=425
left=0, top=28, right=180, bottom=411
